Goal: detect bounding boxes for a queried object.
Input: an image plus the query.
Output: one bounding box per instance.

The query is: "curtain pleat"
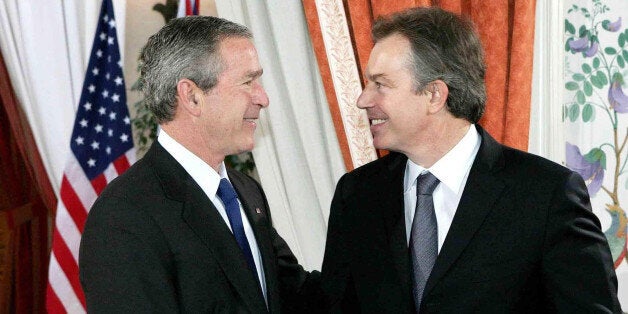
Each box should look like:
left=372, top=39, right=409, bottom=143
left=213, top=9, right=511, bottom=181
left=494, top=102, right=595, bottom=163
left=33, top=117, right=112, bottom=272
left=0, top=49, right=55, bottom=314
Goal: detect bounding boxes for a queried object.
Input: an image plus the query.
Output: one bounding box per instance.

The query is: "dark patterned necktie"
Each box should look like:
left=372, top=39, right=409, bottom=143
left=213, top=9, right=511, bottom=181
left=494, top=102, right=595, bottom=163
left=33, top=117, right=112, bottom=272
left=409, top=172, right=440, bottom=312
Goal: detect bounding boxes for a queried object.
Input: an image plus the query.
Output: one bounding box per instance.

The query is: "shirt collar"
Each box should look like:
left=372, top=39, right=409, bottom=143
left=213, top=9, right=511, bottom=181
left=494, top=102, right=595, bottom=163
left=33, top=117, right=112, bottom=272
left=405, top=124, right=480, bottom=194
left=158, top=129, right=228, bottom=198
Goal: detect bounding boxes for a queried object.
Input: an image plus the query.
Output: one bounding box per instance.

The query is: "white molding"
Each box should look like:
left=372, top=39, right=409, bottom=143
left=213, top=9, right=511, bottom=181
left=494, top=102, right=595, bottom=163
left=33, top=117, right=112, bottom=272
left=314, top=0, right=377, bottom=168
left=530, top=0, right=565, bottom=164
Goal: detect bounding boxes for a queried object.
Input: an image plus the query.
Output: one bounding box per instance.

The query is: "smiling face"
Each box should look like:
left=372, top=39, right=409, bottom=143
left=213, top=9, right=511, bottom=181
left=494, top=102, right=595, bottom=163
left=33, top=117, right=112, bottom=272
left=199, top=36, right=269, bottom=157
left=357, top=34, right=433, bottom=155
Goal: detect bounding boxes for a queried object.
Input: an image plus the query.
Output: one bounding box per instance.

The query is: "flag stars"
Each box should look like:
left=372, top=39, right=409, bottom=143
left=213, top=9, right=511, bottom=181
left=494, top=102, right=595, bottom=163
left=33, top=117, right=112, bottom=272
left=109, top=111, right=117, bottom=120
left=79, top=119, right=88, bottom=128
left=112, top=93, right=120, bottom=103
left=108, top=19, right=116, bottom=29
left=117, top=59, right=123, bottom=68
left=100, top=32, right=106, bottom=41
left=94, top=124, right=103, bottom=133
left=106, top=73, right=110, bottom=80
left=114, top=76, right=123, bottom=86
left=96, top=50, right=103, bottom=58
left=91, top=141, right=100, bottom=150
left=108, top=36, right=114, bottom=45
left=87, top=158, right=96, bottom=167
left=75, top=136, right=84, bottom=145
left=124, top=116, right=130, bottom=125
left=108, top=56, right=112, bottom=63
left=88, top=84, right=96, bottom=93
left=106, top=146, right=112, bottom=155
left=83, top=102, right=92, bottom=111
left=103, top=14, right=109, bottom=22
left=120, top=133, right=129, bottom=143
left=102, top=89, right=109, bottom=99
left=98, top=107, right=106, bottom=115
left=92, top=67, right=99, bottom=76
left=108, top=129, right=113, bottom=137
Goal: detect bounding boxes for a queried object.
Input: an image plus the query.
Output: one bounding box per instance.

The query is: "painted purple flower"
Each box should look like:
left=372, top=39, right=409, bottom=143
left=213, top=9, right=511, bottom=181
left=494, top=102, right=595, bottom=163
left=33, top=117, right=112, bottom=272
left=605, top=17, right=622, bottom=32
left=569, top=36, right=589, bottom=52
left=565, top=142, right=604, bottom=196
left=609, top=74, right=628, bottom=113
left=584, top=41, right=598, bottom=57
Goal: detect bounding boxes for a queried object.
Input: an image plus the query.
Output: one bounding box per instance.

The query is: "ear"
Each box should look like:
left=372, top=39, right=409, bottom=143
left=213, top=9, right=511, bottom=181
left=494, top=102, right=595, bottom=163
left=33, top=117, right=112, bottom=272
left=427, top=80, right=449, bottom=114
left=176, top=78, right=202, bottom=117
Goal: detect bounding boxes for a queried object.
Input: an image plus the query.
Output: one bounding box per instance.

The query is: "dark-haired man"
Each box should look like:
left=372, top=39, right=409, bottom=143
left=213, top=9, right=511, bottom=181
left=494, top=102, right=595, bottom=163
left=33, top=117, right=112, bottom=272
left=321, top=7, right=620, bottom=313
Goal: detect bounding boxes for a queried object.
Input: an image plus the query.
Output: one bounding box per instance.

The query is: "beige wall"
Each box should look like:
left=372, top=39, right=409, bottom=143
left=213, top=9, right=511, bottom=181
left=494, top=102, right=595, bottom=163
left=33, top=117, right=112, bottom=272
left=124, top=0, right=217, bottom=121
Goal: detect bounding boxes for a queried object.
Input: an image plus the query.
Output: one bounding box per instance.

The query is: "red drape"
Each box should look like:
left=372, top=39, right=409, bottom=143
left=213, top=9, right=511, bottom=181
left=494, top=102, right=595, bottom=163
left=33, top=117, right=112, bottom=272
left=0, top=50, right=56, bottom=313
left=304, top=0, right=536, bottom=168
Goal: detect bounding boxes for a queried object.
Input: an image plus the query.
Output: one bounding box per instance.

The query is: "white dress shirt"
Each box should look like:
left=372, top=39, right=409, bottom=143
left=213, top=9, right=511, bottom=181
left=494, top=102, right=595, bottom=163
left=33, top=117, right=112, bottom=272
left=404, top=124, right=481, bottom=252
left=158, top=130, right=267, bottom=300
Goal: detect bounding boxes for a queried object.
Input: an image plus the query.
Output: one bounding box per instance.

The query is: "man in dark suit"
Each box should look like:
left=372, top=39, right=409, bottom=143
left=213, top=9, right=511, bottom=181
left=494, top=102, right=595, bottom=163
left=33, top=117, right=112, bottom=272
left=320, top=7, right=621, bottom=313
left=79, top=16, right=318, bottom=313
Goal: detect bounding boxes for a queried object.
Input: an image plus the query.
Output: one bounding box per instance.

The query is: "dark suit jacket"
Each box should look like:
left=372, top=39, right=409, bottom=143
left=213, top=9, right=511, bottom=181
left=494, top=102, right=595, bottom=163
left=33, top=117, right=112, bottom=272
left=79, top=142, right=319, bottom=313
left=321, top=126, right=620, bottom=313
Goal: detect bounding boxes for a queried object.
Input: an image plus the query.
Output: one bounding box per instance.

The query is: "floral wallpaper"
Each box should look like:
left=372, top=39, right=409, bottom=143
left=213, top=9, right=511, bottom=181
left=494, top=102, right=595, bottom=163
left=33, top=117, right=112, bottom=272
left=564, top=0, right=628, bottom=307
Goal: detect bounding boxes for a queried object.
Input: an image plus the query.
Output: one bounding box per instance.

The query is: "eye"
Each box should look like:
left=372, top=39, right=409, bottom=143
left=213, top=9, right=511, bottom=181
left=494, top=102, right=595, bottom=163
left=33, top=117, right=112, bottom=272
left=243, top=79, right=253, bottom=86
left=375, top=82, right=383, bottom=88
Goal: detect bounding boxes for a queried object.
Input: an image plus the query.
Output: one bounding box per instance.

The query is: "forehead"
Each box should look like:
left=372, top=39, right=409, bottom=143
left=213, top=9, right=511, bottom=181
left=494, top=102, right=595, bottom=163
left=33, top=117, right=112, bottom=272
left=366, top=34, right=412, bottom=77
left=217, top=37, right=261, bottom=74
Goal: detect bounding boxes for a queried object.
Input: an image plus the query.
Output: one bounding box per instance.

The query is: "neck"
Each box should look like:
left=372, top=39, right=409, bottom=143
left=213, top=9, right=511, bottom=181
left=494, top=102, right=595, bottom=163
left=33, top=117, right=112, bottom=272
left=161, top=123, right=224, bottom=172
left=406, top=119, right=471, bottom=168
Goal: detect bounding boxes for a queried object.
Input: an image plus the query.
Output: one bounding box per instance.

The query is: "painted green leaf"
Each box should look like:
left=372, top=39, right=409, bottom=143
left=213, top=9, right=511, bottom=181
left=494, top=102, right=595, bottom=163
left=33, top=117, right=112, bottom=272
left=584, top=147, right=606, bottom=169
left=605, top=47, right=617, bottom=55
left=598, top=71, right=608, bottom=85
left=569, top=104, right=580, bottom=122
left=591, top=75, right=602, bottom=89
left=565, top=20, right=575, bottom=34
left=565, top=81, right=579, bottom=90
left=573, top=73, right=586, bottom=81
left=576, top=90, right=586, bottom=104
left=619, top=55, right=626, bottom=69
left=584, top=81, right=593, bottom=96
left=623, top=50, right=628, bottom=63
left=582, top=103, right=593, bottom=122
left=593, top=57, right=600, bottom=68
left=582, top=63, right=592, bottom=73
left=579, top=25, right=587, bottom=37
left=620, top=33, right=626, bottom=47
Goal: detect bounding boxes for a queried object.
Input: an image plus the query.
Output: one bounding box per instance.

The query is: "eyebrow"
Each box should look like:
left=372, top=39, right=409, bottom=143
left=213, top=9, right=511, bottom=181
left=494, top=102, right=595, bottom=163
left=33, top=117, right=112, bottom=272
left=367, top=73, right=390, bottom=83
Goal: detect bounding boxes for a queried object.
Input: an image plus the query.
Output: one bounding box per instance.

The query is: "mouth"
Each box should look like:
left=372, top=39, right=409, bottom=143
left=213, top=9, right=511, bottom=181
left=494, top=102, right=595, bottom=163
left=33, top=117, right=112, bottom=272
left=371, top=119, right=387, bottom=126
left=244, top=118, right=258, bottom=127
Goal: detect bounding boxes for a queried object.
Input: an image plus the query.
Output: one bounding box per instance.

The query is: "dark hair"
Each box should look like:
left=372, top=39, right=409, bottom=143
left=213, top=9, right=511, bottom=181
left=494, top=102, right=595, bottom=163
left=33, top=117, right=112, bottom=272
left=138, top=16, right=252, bottom=123
left=372, top=7, right=486, bottom=123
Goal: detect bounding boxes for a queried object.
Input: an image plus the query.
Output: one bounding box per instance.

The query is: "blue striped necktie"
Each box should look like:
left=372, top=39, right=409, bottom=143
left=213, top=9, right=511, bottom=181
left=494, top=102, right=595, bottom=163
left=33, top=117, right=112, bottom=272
left=217, top=178, right=257, bottom=276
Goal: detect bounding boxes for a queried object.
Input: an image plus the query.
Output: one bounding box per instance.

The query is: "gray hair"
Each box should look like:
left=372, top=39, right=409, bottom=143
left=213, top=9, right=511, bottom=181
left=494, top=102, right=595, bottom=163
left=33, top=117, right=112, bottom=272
left=372, top=7, right=486, bottom=123
left=138, top=16, right=252, bottom=123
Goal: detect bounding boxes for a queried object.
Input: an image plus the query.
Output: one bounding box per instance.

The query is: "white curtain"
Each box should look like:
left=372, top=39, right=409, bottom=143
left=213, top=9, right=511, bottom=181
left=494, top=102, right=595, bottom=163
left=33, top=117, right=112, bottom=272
left=215, top=0, right=346, bottom=270
left=0, top=0, right=125, bottom=197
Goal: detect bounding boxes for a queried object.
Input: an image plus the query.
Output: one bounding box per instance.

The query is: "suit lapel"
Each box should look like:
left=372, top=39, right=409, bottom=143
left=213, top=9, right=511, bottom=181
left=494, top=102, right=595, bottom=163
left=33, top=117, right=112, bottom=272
left=150, top=143, right=268, bottom=313
left=229, top=171, right=280, bottom=314
left=379, top=154, right=413, bottom=296
left=424, top=127, right=507, bottom=296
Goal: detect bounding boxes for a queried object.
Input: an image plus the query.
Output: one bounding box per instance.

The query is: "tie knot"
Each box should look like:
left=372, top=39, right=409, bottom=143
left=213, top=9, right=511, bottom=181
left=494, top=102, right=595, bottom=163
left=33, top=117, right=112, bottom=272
left=217, top=178, right=238, bottom=203
left=416, top=172, right=440, bottom=196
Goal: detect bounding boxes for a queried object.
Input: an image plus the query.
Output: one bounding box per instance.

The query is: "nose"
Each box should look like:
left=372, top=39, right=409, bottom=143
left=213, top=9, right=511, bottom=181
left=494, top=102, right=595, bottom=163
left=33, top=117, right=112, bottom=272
left=356, top=88, right=372, bottom=109
left=253, top=82, right=269, bottom=108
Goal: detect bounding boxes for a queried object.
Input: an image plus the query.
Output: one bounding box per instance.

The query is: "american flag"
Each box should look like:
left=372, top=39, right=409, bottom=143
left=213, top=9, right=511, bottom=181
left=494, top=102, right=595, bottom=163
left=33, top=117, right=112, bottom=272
left=177, top=0, right=200, bottom=17
left=46, top=0, right=135, bottom=312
